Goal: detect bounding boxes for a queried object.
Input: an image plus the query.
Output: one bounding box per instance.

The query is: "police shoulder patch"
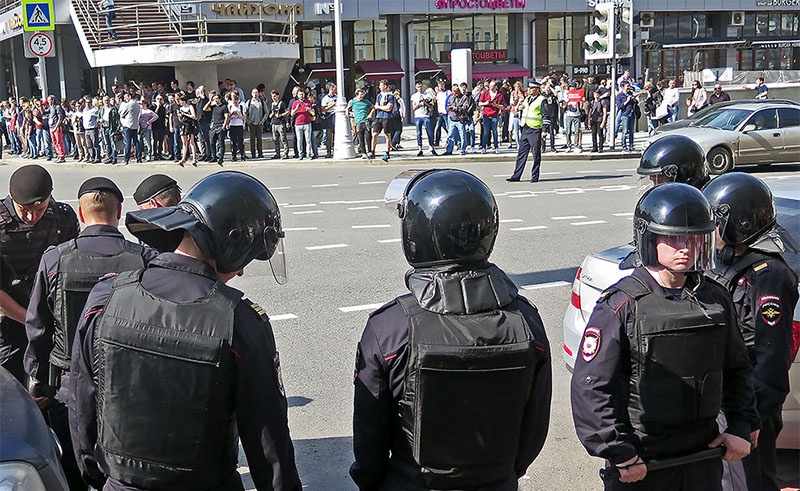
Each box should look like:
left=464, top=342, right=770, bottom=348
left=759, top=295, right=782, bottom=327
left=581, top=326, right=602, bottom=363
left=753, top=262, right=769, bottom=273
left=273, top=352, right=286, bottom=398
left=243, top=297, right=269, bottom=321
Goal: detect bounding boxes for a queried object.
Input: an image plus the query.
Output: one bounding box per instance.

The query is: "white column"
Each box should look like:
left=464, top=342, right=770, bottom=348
left=333, top=0, right=355, bottom=159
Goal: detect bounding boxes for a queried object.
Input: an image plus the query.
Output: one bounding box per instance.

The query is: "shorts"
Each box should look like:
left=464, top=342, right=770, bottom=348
left=372, top=118, right=393, bottom=135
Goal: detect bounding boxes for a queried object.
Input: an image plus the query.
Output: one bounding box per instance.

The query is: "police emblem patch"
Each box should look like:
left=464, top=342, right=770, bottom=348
left=759, top=295, right=781, bottom=326
left=273, top=352, right=286, bottom=397
left=581, top=327, right=602, bottom=363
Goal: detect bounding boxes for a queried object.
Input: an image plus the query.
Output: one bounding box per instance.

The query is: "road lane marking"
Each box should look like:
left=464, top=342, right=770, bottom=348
left=293, top=210, right=324, bottom=215
left=520, top=281, right=570, bottom=290
left=500, top=219, right=523, bottom=223
left=377, top=238, right=401, bottom=243
left=319, top=199, right=383, bottom=204
left=339, top=303, right=385, bottom=313
left=283, top=227, right=319, bottom=231
left=352, top=224, right=391, bottom=229
left=554, top=188, right=586, bottom=194
left=284, top=203, right=317, bottom=208
left=272, top=186, right=292, bottom=190
left=305, top=243, right=348, bottom=250
left=510, top=226, right=548, bottom=231
left=359, top=181, right=386, bottom=185
left=311, top=184, right=339, bottom=188
left=551, top=215, right=586, bottom=220
left=571, top=220, right=608, bottom=226
left=348, top=206, right=380, bottom=210
left=613, top=212, right=634, bottom=217
left=269, top=314, right=298, bottom=321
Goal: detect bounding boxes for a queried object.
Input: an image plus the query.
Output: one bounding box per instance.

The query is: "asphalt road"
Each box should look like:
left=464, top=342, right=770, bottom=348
left=1, top=155, right=798, bottom=491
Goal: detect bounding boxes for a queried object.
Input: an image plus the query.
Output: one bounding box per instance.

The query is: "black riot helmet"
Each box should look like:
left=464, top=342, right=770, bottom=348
left=638, top=135, right=710, bottom=191
left=126, top=171, right=286, bottom=281
left=702, top=173, right=776, bottom=247
left=634, top=182, right=717, bottom=272
left=386, top=169, right=499, bottom=268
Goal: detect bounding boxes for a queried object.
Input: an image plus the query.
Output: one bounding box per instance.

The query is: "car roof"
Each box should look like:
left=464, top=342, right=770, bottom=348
left=714, top=102, right=800, bottom=111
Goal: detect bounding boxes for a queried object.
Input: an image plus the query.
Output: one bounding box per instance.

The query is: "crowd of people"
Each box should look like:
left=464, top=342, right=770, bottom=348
left=0, top=73, right=769, bottom=164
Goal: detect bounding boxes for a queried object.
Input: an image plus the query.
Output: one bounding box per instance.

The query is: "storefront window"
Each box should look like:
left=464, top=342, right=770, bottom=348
left=413, top=15, right=509, bottom=63
left=302, top=24, right=333, bottom=63
left=645, top=49, right=721, bottom=81
left=738, top=47, right=797, bottom=70
left=354, top=20, right=387, bottom=61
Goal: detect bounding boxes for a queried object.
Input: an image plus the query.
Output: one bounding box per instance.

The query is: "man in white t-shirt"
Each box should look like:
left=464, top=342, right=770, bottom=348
left=434, top=79, right=451, bottom=147
left=410, top=82, right=437, bottom=157
left=662, top=79, right=680, bottom=122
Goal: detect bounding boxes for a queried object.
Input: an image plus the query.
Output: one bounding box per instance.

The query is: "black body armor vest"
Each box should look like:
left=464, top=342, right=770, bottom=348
left=393, top=294, right=538, bottom=489
left=614, top=276, right=728, bottom=456
left=50, top=239, right=146, bottom=371
left=705, top=250, right=773, bottom=292
left=93, top=270, right=241, bottom=490
left=0, top=199, right=75, bottom=305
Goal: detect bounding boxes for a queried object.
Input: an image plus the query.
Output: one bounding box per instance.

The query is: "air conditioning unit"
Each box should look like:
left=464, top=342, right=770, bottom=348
left=639, top=12, right=654, bottom=28
left=731, top=12, right=745, bottom=27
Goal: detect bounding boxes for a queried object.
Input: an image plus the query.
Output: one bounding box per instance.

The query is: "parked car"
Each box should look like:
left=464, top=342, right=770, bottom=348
left=562, top=176, right=800, bottom=450
left=0, top=367, right=69, bottom=491
left=654, top=99, right=800, bottom=135
left=644, top=102, right=800, bottom=174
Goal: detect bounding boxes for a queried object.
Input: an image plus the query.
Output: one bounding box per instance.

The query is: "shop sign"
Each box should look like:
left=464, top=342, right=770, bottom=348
left=210, top=2, right=303, bottom=16
left=0, top=8, right=24, bottom=43
left=314, top=2, right=335, bottom=15
left=435, top=0, right=526, bottom=10
left=441, top=49, right=508, bottom=62
left=573, top=65, right=590, bottom=76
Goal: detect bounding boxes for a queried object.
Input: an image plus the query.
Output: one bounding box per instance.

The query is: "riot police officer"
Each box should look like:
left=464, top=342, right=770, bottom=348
left=571, top=183, right=757, bottom=490
left=636, top=134, right=710, bottom=192
left=133, top=173, right=182, bottom=209
left=24, top=177, right=157, bottom=490
left=69, top=171, right=300, bottom=491
left=351, top=169, right=552, bottom=491
left=0, top=165, right=79, bottom=383
left=703, top=173, right=799, bottom=491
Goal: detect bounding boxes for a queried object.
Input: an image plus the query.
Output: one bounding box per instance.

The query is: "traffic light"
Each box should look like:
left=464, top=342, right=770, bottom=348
left=616, top=1, right=634, bottom=58
left=31, top=61, right=42, bottom=90
left=583, top=3, right=615, bottom=60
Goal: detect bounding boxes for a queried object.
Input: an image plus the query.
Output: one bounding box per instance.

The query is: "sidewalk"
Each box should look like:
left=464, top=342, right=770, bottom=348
left=0, top=127, right=647, bottom=168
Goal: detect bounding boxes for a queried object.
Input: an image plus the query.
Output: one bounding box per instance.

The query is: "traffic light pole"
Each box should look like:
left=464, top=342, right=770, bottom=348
left=609, top=60, right=616, bottom=150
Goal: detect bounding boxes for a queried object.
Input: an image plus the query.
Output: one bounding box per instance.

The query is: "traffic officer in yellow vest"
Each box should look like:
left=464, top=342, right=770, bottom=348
left=508, top=80, right=549, bottom=183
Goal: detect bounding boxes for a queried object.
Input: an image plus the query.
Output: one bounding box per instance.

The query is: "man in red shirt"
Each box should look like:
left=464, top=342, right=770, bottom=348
left=478, top=80, right=505, bottom=154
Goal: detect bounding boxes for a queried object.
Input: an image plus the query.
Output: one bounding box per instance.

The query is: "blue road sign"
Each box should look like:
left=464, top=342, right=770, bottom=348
left=23, top=0, right=54, bottom=31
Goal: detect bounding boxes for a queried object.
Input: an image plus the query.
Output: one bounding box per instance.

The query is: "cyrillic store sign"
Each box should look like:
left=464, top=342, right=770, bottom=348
left=435, top=0, right=526, bottom=10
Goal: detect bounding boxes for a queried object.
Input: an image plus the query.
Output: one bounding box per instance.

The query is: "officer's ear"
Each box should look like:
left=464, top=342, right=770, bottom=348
left=116, top=202, right=122, bottom=220
left=78, top=205, right=86, bottom=224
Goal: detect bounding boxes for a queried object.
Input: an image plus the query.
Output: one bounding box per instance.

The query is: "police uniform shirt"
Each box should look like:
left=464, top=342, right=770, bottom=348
left=727, top=255, right=798, bottom=413
left=0, top=196, right=78, bottom=378
left=24, top=224, right=159, bottom=387
left=570, top=267, right=757, bottom=466
left=69, top=253, right=301, bottom=491
left=350, top=269, right=552, bottom=491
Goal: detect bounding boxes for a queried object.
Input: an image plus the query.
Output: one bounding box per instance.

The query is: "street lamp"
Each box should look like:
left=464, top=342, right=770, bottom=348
left=332, top=0, right=355, bottom=159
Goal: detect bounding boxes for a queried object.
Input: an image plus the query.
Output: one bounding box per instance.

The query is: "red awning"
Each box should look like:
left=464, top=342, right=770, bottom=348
left=442, top=63, right=531, bottom=80
left=306, top=62, right=349, bottom=80
left=357, top=60, right=405, bottom=81
left=414, top=58, right=442, bottom=79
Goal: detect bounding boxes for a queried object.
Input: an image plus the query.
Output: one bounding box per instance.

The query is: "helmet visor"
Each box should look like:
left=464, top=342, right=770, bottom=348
left=635, top=168, right=678, bottom=202
left=268, top=235, right=287, bottom=285
left=384, top=170, right=431, bottom=217
left=653, top=232, right=717, bottom=272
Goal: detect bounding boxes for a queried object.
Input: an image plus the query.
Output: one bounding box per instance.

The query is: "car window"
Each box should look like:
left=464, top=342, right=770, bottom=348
left=746, top=109, right=778, bottom=130
left=778, top=108, right=800, bottom=128
left=697, top=108, right=751, bottom=130
left=776, top=196, right=800, bottom=276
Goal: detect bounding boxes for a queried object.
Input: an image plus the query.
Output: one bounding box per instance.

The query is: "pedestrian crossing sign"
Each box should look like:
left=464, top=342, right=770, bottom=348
left=22, top=0, right=54, bottom=31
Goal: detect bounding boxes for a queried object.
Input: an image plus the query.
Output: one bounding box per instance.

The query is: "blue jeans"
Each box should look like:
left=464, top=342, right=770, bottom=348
left=295, top=123, right=313, bottom=158
left=124, top=127, right=141, bottom=162
left=414, top=117, right=434, bottom=148
left=139, top=127, right=152, bottom=159
left=37, top=127, right=52, bottom=158
left=103, top=128, right=117, bottom=162
left=445, top=120, right=466, bottom=154
left=464, top=119, right=475, bottom=148
left=172, top=129, right=181, bottom=160
left=669, top=103, right=679, bottom=122
left=619, top=114, right=635, bottom=149
left=481, top=116, right=499, bottom=149
left=434, top=113, right=449, bottom=145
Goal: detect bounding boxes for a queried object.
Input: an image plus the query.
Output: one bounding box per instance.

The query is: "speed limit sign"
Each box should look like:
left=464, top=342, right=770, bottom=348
left=23, top=31, right=55, bottom=58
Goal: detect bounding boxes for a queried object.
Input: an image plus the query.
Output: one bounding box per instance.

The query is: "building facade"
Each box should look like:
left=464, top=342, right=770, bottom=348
left=0, top=0, right=797, bottom=100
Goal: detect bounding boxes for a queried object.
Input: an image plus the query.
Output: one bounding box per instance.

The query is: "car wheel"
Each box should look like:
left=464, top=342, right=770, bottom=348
left=708, top=147, right=733, bottom=174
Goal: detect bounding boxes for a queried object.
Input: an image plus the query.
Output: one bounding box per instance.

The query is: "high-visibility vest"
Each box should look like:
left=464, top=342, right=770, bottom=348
left=521, top=95, right=544, bottom=129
